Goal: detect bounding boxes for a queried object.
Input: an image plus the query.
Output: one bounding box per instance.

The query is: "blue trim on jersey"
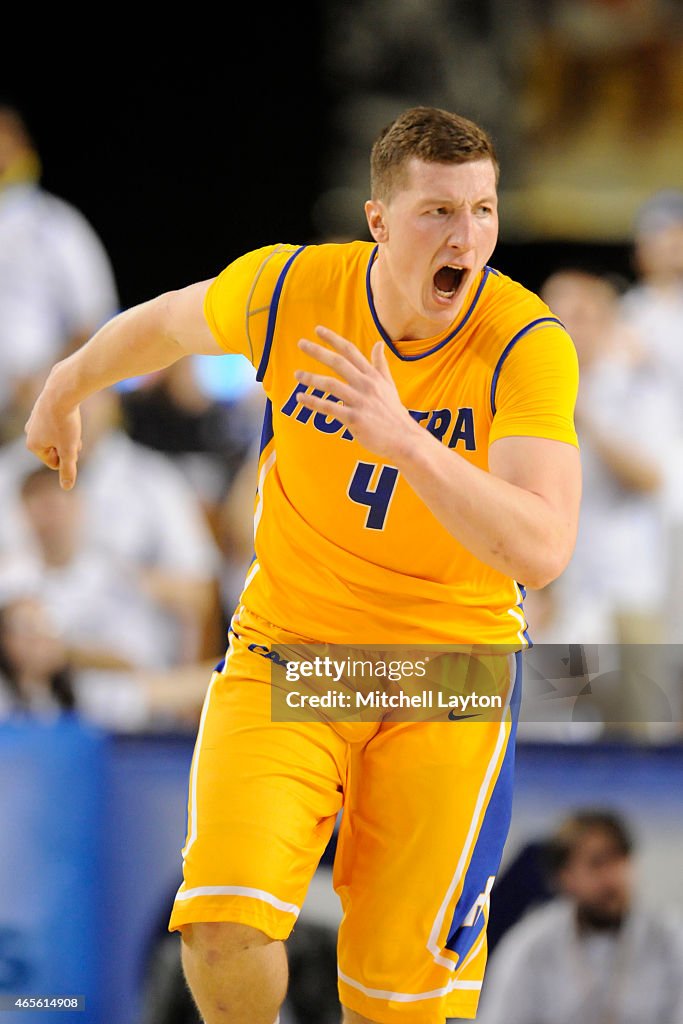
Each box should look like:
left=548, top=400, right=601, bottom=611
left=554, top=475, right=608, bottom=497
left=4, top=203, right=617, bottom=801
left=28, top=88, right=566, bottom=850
left=489, top=317, right=563, bottom=416
left=445, top=651, right=522, bottom=960
left=364, top=246, right=493, bottom=361
left=516, top=583, right=532, bottom=646
left=259, top=398, right=274, bottom=454
left=255, top=245, right=307, bottom=382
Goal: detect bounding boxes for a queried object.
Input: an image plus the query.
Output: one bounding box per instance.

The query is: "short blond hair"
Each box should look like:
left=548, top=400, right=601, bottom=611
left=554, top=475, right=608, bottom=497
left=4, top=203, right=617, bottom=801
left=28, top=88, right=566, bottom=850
left=370, top=106, right=498, bottom=202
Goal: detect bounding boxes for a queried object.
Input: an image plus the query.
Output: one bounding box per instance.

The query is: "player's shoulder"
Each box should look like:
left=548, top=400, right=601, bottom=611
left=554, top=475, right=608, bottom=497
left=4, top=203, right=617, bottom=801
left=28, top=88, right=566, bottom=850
left=293, top=239, right=375, bottom=279
left=221, top=242, right=304, bottom=280
left=242, top=239, right=375, bottom=306
left=211, top=241, right=372, bottom=305
left=472, top=266, right=569, bottom=370
left=224, top=239, right=372, bottom=276
left=207, top=244, right=305, bottom=320
left=483, top=265, right=556, bottom=324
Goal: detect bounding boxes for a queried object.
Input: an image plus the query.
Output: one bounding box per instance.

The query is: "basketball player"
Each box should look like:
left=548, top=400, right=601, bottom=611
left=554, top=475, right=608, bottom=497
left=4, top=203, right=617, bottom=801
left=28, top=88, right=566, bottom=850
left=25, top=107, right=581, bottom=1024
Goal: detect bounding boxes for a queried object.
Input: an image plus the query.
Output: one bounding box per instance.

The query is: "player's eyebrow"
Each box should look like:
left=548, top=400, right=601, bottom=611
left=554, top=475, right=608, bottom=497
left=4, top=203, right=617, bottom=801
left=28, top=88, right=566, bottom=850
left=419, top=194, right=498, bottom=207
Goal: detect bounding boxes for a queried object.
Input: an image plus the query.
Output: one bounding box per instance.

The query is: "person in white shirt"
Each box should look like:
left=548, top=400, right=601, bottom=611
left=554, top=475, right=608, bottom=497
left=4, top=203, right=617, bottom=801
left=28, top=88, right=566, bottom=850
left=0, top=390, right=221, bottom=663
left=0, top=587, right=218, bottom=732
left=532, top=269, right=676, bottom=645
left=0, top=104, right=118, bottom=424
left=621, top=189, right=683, bottom=431
left=475, top=809, right=683, bottom=1024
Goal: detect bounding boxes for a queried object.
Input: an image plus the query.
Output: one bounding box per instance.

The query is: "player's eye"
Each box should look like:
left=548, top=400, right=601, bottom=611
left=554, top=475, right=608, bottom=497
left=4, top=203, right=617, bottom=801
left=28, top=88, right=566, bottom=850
left=431, top=207, right=449, bottom=217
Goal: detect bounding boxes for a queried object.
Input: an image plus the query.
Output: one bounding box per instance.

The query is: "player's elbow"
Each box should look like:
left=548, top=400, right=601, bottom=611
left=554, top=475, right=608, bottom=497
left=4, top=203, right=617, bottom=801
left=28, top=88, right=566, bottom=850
left=523, top=562, right=562, bottom=591
left=523, top=535, right=575, bottom=590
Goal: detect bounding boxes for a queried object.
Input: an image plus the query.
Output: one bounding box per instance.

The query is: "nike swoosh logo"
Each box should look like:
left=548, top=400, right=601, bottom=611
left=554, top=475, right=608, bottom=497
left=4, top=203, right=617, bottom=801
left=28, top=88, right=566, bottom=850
left=448, top=710, right=481, bottom=721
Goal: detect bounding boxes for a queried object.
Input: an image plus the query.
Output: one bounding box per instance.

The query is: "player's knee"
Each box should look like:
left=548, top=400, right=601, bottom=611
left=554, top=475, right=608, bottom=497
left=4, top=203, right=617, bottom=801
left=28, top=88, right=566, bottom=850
left=181, top=921, right=276, bottom=966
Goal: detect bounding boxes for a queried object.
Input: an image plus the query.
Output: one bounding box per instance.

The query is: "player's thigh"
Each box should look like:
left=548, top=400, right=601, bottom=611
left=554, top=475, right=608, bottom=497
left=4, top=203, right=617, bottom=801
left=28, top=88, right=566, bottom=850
left=170, top=633, right=348, bottom=939
left=335, top=653, right=520, bottom=1023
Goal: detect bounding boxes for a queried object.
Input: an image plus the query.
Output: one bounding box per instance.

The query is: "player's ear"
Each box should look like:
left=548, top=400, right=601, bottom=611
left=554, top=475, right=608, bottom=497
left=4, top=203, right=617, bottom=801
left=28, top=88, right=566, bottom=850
left=365, top=199, right=389, bottom=243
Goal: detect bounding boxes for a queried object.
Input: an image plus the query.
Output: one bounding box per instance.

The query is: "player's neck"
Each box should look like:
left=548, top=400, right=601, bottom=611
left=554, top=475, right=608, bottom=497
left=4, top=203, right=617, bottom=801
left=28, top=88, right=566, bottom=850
left=369, top=257, right=454, bottom=343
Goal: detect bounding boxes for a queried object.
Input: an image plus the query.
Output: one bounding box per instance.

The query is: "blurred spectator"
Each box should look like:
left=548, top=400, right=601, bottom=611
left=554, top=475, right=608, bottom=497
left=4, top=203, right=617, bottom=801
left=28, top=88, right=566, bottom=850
left=0, top=390, right=222, bottom=661
left=216, top=442, right=261, bottom=613
left=621, top=189, right=683, bottom=433
left=526, top=269, right=676, bottom=645
left=0, top=584, right=216, bottom=731
left=0, top=104, right=118, bottom=439
left=9, top=466, right=180, bottom=670
left=476, top=809, right=683, bottom=1024
left=619, top=191, right=683, bottom=650
left=119, top=357, right=263, bottom=510
left=0, top=595, right=75, bottom=720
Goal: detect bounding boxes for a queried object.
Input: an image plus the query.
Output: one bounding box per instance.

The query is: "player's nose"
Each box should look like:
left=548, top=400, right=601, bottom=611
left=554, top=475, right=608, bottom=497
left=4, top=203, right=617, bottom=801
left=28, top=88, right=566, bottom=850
left=446, top=210, right=475, bottom=251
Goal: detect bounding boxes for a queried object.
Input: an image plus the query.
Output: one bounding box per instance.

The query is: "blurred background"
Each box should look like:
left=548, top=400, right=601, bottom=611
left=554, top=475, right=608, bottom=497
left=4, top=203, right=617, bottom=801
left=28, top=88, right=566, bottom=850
left=1, top=2, right=683, bottom=1022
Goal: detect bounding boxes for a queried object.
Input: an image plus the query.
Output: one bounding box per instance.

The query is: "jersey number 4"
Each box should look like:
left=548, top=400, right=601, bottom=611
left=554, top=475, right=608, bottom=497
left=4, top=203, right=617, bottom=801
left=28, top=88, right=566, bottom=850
left=347, top=461, right=399, bottom=531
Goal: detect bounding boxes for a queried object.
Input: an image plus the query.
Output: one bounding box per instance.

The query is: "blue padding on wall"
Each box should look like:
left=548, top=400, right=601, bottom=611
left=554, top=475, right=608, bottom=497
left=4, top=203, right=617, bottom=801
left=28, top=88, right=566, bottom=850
left=2, top=720, right=683, bottom=1024
left=0, top=717, right=106, bottom=1023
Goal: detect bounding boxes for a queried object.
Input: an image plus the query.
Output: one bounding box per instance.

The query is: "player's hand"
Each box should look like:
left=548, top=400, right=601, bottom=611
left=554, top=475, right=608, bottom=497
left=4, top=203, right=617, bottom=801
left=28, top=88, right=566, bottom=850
left=295, top=326, right=420, bottom=463
left=24, top=381, right=83, bottom=490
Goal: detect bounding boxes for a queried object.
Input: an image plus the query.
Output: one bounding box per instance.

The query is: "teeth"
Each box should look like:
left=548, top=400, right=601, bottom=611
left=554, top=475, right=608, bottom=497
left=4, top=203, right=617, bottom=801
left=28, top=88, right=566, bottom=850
left=433, top=264, right=466, bottom=300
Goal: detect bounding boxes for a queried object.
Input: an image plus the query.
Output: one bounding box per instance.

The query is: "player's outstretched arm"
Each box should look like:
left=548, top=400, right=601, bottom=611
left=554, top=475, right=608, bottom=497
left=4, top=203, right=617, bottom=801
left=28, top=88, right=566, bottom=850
left=297, top=326, right=580, bottom=589
left=25, top=280, right=223, bottom=489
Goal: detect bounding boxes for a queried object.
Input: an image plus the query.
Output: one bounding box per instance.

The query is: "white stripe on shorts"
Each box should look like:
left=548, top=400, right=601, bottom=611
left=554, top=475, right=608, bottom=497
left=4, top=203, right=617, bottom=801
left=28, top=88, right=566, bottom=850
left=337, top=968, right=482, bottom=1002
left=181, top=632, right=236, bottom=861
left=174, top=884, right=300, bottom=917
left=427, top=655, right=517, bottom=970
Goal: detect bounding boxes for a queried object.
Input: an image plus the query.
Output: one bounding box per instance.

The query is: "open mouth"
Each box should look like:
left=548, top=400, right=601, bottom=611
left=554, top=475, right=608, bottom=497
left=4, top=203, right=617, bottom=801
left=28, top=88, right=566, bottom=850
left=433, top=265, right=466, bottom=301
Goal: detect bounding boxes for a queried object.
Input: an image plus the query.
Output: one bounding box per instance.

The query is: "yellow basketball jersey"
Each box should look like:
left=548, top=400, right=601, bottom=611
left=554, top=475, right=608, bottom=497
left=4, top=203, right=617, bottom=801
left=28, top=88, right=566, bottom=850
left=204, top=241, right=578, bottom=645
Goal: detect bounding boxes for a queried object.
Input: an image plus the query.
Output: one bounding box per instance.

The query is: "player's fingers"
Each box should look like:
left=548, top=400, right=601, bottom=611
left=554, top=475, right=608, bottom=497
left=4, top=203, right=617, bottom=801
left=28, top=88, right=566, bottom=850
left=22, top=440, right=55, bottom=470
left=298, top=338, right=367, bottom=386
left=314, top=326, right=370, bottom=372
left=370, top=340, right=392, bottom=380
left=298, top=337, right=349, bottom=370
left=28, top=444, right=60, bottom=470
left=44, top=447, right=60, bottom=470
left=293, top=369, right=355, bottom=403
left=296, top=391, right=351, bottom=422
left=58, top=450, right=79, bottom=491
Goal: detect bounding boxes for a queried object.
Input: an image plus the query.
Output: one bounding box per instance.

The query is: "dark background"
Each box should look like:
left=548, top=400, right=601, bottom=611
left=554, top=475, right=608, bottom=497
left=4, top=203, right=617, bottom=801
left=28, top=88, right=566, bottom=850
left=7, top=42, right=328, bottom=307
left=5, top=33, right=634, bottom=311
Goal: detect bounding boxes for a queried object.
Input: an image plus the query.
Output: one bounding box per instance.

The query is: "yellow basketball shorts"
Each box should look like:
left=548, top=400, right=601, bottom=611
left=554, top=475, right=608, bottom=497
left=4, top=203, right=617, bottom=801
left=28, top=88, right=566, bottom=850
left=169, top=607, right=522, bottom=1023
